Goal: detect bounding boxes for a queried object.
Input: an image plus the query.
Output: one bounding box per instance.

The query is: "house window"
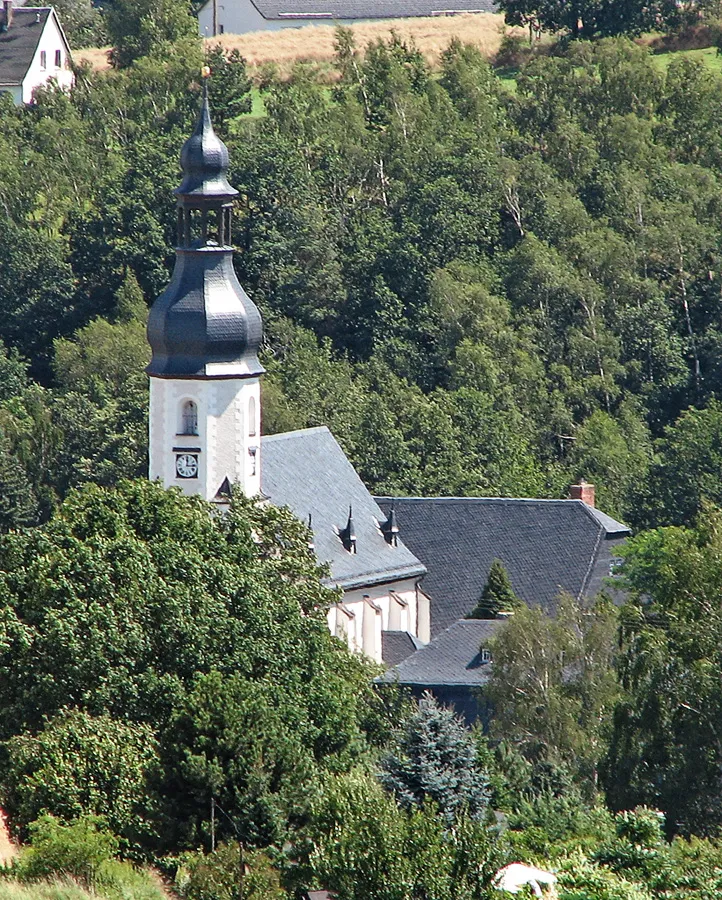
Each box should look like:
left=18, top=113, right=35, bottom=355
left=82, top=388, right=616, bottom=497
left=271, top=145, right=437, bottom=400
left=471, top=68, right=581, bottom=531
left=219, top=23, right=224, bottom=33
left=609, top=556, right=624, bottom=577
left=480, top=648, right=492, bottom=663
left=180, top=400, right=198, bottom=435
left=248, top=396, right=257, bottom=436
left=39, top=51, right=47, bottom=70
left=55, top=49, right=61, bottom=68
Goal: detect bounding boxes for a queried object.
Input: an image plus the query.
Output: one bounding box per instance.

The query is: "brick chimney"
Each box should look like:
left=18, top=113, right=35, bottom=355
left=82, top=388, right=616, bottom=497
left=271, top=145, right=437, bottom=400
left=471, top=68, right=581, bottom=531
left=1, top=1, right=13, bottom=30
left=569, top=479, right=595, bottom=508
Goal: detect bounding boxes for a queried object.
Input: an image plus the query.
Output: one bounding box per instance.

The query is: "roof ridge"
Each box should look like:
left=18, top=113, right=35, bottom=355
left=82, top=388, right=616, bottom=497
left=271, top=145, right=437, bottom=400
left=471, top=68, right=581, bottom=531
left=262, top=425, right=330, bottom=441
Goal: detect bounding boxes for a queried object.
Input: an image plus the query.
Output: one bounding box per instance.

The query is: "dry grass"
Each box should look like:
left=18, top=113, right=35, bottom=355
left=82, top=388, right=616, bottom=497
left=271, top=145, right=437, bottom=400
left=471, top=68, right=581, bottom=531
left=76, top=12, right=513, bottom=75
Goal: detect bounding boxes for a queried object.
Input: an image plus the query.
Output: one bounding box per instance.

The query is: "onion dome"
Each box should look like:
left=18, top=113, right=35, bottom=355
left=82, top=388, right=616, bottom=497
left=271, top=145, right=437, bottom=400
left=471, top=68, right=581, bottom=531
left=147, top=84, right=263, bottom=380
left=175, top=85, right=238, bottom=202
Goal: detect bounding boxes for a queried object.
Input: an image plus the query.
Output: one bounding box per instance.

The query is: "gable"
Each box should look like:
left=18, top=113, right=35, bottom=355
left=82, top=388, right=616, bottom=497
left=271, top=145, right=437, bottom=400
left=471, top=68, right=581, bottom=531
left=375, top=497, right=630, bottom=637
left=0, top=7, right=51, bottom=86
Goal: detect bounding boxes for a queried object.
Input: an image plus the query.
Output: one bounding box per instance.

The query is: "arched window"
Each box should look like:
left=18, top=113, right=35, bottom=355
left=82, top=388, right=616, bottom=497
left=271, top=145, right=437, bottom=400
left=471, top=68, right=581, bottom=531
left=180, top=400, right=198, bottom=435
left=248, top=396, right=257, bottom=437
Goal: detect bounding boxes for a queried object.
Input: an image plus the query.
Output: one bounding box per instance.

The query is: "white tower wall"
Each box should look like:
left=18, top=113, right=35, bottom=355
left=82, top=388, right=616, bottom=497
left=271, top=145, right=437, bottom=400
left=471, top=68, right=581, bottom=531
left=149, top=375, right=261, bottom=500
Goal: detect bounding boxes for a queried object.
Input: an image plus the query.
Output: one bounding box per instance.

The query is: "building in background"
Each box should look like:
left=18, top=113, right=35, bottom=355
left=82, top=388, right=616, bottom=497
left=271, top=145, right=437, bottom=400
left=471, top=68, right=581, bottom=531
left=0, top=2, right=73, bottom=104
left=197, top=0, right=495, bottom=38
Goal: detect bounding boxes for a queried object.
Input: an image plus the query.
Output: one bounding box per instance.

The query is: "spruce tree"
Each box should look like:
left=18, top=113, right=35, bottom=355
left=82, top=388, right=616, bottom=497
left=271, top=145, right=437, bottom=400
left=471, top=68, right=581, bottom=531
left=378, top=692, right=489, bottom=825
left=467, top=559, right=521, bottom=619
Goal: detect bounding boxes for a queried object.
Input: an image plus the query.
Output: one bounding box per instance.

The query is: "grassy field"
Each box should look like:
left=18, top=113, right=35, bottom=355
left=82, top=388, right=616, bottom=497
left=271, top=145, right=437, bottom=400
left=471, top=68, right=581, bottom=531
left=76, top=12, right=512, bottom=75
left=648, top=43, right=722, bottom=74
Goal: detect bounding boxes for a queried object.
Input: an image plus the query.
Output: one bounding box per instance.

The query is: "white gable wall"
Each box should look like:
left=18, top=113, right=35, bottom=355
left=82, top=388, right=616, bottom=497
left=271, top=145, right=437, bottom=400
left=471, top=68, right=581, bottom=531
left=22, top=11, right=73, bottom=103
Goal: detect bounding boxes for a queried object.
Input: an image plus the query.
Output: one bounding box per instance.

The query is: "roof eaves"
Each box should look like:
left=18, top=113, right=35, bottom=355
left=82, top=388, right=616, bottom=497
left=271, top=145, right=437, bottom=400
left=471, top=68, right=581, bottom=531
left=324, top=561, right=427, bottom=590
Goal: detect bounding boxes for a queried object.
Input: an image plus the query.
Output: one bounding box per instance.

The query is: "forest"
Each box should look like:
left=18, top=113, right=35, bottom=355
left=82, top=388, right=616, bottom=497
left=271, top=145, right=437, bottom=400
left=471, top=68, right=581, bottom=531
left=4, top=0, right=722, bottom=897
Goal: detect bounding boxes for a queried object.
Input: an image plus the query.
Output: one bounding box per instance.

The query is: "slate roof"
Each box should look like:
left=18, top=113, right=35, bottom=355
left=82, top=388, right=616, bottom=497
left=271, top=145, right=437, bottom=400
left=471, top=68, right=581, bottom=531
left=244, top=0, right=495, bottom=20
left=375, top=497, right=630, bottom=637
left=384, top=618, right=505, bottom=686
left=262, top=427, right=426, bottom=590
left=0, top=7, right=51, bottom=86
left=381, top=630, right=425, bottom=667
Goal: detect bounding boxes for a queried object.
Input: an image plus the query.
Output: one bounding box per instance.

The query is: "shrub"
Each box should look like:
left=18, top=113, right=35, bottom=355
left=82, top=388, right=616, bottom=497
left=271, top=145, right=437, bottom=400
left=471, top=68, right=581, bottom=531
left=16, top=816, right=117, bottom=887
left=176, top=843, right=286, bottom=900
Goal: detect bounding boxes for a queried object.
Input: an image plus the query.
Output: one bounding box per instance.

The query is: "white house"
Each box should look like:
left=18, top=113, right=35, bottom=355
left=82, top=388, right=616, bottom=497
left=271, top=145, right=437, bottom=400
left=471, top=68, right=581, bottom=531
left=0, top=2, right=73, bottom=105
left=197, top=0, right=496, bottom=38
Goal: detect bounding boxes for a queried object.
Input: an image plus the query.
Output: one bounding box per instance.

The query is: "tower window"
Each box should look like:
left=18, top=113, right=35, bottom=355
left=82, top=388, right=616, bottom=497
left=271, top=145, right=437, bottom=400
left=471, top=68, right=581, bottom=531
left=180, top=400, right=198, bottom=435
left=248, top=396, right=257, bottom=436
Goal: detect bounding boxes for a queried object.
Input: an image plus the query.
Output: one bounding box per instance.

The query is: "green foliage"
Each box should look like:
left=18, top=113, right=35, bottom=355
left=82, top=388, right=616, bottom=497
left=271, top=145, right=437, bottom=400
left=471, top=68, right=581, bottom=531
left=105, top=0, right=199, bottom=68
left=487, top=595, right=620, bottom=786
left=177, top=843, right=286, bottom=900
left=16, top=816, right=118, bottom=887
left=602, top=505, right=722, bottom=837
left=467, top=559, right=521, bottom=619
left=2, top=710, right=158, bottom=842
left=0, top=480, right=384, bottom=852
left=301, top=770, right=496, bottom=900
left=378, top=692, right=490, bottom=825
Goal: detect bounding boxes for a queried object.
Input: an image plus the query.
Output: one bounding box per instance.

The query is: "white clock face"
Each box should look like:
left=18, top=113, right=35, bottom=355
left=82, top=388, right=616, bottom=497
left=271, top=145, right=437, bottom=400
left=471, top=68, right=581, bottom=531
left=176, top=453, right=199, bottom=479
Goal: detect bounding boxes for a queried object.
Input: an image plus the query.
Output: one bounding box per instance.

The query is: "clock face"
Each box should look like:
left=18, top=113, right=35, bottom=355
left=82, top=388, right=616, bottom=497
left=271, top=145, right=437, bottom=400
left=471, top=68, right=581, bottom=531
left=175, top=453, right=199, bottom=479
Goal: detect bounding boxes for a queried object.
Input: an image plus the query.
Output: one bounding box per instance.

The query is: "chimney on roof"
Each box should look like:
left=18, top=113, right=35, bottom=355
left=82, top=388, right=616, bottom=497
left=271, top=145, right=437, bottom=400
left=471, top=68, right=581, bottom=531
left=569, top=479, right=595, bottom=508
left=1, top=1, right=13, bottom=30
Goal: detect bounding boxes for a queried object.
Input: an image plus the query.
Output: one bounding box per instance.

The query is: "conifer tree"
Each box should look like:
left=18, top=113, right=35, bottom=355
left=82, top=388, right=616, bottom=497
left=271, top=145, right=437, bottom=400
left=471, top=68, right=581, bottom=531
left=467, top=559, right=521, bottom=619
left=378, top=692, right=489, bottom=825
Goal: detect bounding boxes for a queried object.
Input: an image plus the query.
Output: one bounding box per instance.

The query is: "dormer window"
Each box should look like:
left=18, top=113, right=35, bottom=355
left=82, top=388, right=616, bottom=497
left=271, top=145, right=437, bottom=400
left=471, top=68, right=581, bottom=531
left=180, top=400, right=198, bottom=435
left=481, top=648, right=492, bottom=663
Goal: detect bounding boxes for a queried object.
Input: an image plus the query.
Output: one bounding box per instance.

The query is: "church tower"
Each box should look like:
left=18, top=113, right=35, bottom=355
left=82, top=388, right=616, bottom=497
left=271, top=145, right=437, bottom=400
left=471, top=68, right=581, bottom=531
left=147, top=84, right=264, bottom=500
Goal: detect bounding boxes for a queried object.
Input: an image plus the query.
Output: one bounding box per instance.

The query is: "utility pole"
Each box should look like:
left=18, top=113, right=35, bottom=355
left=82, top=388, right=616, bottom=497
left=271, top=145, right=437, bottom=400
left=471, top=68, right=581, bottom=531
left=212, top=0, right=217, bottom=36
left=211, top=796, right=216, bottom=852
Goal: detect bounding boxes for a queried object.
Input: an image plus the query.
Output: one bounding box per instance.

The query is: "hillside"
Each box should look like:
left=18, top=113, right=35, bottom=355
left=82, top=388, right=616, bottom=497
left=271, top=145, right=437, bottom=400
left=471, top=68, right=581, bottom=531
left=76, top=11, right=509, bottom=73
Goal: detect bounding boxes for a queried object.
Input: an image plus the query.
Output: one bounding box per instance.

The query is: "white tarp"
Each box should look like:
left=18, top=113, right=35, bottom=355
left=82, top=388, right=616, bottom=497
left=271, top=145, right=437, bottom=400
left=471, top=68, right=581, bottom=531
left=494, top=862, right=557, bottom=898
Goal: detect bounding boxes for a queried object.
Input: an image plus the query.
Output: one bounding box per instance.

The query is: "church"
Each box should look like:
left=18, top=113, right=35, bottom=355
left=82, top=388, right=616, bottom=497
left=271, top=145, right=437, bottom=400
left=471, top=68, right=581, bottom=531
left=146, top=88, right=630, bottom=691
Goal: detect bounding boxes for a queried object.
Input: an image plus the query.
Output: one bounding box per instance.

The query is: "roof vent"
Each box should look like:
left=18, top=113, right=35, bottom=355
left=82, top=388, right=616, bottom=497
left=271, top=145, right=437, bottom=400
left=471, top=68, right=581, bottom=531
left=1, top=1, right=13, bottom=29
left=35, top=11, right=40, bottom=22
left=307, top=513, right=315, bottom=552
left=381, top=505, right=399, bottom=546
left=339, top=505, right=357, bottom=554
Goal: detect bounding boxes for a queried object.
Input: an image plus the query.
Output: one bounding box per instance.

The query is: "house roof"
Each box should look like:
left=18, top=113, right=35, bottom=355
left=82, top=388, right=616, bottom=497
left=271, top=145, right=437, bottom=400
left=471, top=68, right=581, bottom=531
left=375, top=497, right=630, bottom=636
left=381, top=629, right=425, bottom=667
left=0, top=7, right=51, bottom=87
left=383, top=618, right=505, bottom=686
left=262, top=427, right=426, bottom=590
left=206, top=0, right=496, bottom=22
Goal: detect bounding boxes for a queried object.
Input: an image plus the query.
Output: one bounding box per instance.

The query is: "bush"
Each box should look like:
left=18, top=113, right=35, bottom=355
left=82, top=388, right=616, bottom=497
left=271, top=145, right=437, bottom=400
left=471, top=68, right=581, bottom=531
left=176, top=843, right=286, bottom=900
left=16, top=816, right=117, bottom=887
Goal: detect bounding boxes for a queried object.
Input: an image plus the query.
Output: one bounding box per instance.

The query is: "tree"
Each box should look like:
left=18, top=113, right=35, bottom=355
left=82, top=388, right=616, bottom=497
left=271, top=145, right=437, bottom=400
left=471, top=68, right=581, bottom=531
left=0, top=479, right=385, bottom=853
left=302, top=770, right=495, bottom=900
left=105, top=0, right=199, bottom=68
left=487, top=596, right=619, bottom=786
left=378, top=692, right=490, bottom=825
left=602, top=506, right=722, bottom=836
left=2, top=709, right=158, bottom=842
left=467, top=559, right=522, bottom=619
